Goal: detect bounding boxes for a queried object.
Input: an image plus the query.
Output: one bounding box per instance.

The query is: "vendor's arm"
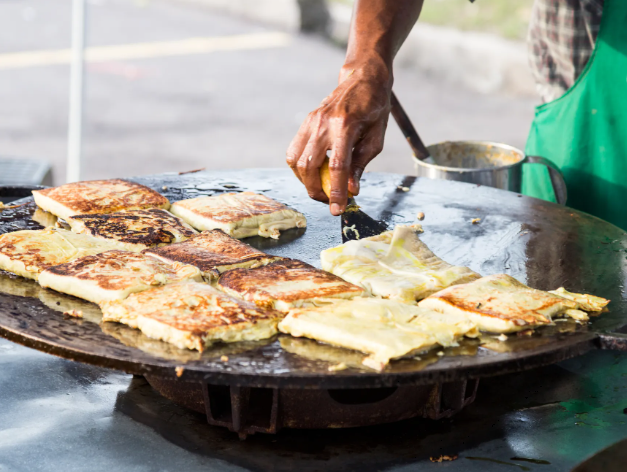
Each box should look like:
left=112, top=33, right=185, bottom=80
left=286, top=0, right=424, bottom=215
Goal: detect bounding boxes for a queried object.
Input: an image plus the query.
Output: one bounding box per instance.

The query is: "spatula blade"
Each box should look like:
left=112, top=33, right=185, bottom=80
left=341, top=198, right=388, bottom=242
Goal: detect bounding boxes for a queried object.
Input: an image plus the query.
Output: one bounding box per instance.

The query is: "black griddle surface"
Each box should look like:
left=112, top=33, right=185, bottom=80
left=0, top=169, right=625, bottom=388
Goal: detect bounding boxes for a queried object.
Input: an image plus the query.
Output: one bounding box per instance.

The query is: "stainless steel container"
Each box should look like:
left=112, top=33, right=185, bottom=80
left=414, top=141, right=567, bottom=205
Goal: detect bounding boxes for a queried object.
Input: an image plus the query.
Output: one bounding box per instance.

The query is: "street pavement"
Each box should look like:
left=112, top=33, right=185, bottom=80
left=0, top=0, right=538, bottom=185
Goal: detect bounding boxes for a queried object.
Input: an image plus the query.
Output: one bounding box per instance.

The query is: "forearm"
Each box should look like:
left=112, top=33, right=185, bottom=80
left=341, top=0, right=424, bottom=84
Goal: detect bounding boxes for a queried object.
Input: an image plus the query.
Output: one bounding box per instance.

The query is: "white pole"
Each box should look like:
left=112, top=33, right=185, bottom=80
left=66, top=0, right=86, bottom=183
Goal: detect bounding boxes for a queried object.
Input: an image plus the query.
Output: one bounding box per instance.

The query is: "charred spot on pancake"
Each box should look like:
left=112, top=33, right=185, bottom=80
left=144, top=229, right=280, bottom=276
left=69, top=209, right=195, bottom=247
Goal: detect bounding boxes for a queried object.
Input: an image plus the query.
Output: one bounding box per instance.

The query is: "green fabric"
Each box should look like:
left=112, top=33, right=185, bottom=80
left=524, top=0, right=627, bottom=229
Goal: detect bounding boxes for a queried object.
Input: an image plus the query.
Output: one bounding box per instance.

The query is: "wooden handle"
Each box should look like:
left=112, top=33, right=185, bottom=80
left=320, top=158, right=353, bottom=199
left=390, top=91, right=430, bottom=161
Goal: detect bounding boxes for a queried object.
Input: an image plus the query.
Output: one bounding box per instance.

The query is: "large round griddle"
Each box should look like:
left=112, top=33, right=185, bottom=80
left=1, top=169, right=626, bottom=389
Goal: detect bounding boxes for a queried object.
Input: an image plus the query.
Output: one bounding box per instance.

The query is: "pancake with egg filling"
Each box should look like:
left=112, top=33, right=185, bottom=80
left=218, top=259, right=365, bottom=312
left=144, top=229, right=280, bottom=280
left=169, top=191, right=306, bottom=239
left=38, top=250, right=202, bottom=304
left=32, top=179, right=170, bottom=221
left=100, top=282, right=282, bottom=351
left=418, top=274, right=609, bottom=333
left=0, top=228, right=126, bottom=280
left=321, top=225, right=480, bottom=302
left=279, top=298, right=478, bottom=371
left=67, top=209, right=197, bottom=251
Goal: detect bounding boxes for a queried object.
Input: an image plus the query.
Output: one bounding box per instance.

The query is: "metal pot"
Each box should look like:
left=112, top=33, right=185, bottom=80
left=413, top=141, right=567, bottom=205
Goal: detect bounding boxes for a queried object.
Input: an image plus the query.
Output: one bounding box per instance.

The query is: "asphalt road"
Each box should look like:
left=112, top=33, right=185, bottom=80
left=0, top=0, right=538, bottom=185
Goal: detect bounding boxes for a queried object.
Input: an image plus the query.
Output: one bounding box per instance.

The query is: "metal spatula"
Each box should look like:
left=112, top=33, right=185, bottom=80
left=319, top=91, right=427, bottom=242
left=319, top=158, right=388, bottom=242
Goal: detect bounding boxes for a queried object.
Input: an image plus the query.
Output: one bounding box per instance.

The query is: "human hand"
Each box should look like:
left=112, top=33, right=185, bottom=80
left=286, top=64, right=392, bottom=215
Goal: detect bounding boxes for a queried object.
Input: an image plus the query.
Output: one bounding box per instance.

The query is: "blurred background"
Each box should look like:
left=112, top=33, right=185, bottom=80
left=0, top=0, right=538, bottom=186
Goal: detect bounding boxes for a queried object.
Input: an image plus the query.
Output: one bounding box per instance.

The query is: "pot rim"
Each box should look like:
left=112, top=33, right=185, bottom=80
left=414, top=140, right=526, bottom=173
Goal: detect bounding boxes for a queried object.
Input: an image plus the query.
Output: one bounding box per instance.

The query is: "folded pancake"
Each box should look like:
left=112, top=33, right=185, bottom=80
left=549, top=287, right=610, bottom=313
left=418, top=274, right=609, bottom=333
left=100, top=282, right=282, bottom=351
left=144, top=229, right=280, bottom=280
left=218, top=259, right=365, bottom=312
left=38, top=250, right=202, bottom=304
left=0, top=228, right=125, bottom=280
left=68, top=209, right=197, bottom=252
left=32, top=179, right=170, bottom=221
left=170, top=192, right=306, bottom=239
left=321, top=225, right=480, bottom=302
left=279, top=298, right=478, bottom=371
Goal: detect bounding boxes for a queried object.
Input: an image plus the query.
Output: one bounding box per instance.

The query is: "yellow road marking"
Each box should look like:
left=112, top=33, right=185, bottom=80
left=0, top=32, right=291, bottom=70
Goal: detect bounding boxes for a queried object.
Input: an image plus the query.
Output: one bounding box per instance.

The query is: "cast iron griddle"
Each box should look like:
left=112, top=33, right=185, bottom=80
left=1, top=169, right=626, bottom=389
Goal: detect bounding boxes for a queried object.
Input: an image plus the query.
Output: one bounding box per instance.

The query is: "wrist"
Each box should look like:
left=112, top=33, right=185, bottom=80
left=340, top=56, right=393, bottom=90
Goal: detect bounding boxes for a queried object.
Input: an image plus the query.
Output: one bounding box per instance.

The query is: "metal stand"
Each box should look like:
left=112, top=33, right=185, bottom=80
left=67, top=0, right=86, bottom=183
left=146, top=376, right=480, bottom=439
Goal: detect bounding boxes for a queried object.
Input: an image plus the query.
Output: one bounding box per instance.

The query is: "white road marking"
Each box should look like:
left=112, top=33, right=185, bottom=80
left=0, top=32, right=291, bottom=70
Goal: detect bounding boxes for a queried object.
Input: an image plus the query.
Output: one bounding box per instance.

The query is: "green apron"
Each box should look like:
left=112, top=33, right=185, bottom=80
left=524, top=0, right=627, bottom=229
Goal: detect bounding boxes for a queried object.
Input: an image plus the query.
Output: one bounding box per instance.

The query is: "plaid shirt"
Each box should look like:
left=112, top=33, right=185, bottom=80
left=527, top=0, right=605, bottom=102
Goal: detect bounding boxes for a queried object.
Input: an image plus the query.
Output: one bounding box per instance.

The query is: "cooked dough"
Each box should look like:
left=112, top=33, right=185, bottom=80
left=279, top=298, right=478, bottom=371
left=549, top=287, right=610, bottom=313
left=38, top=250, right=202, bottom=304
left=170, top=192, right=306, bottom=239
left=0, top=228, right=125, bottom=280
left=321, top=225, right=480, bottom=302
left=100, top=282, right=283, bottom=351
left=68, top=209, right=197, bottom=251
left=144, top=229, right=280, bottom=280
left=218, top=259, right=365, bottom=312
left=32, top=179, right=170, bottom=221
left=32, top=208, right=58, bottom=228
left=418, top=274, right=608, bottom=333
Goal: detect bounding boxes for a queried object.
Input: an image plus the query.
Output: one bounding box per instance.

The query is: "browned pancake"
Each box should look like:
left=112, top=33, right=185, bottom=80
left=68, top=209, right=197, bottom=250
left=169, top=192, right=307, bottom=239
left=100, top=282, right=282, bottom=351
left=38, top=250, right=202, bottom=304
left=217, top=259, right=365, bottom=311
left=144, top=229, right=280, bottom=279
left=32, top=179, right=170, bottom=221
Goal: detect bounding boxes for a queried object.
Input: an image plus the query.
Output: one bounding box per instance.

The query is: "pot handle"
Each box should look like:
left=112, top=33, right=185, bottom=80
left=525, top=155, right=568, bottom=205
left=596, top=332, right=627, bottom=351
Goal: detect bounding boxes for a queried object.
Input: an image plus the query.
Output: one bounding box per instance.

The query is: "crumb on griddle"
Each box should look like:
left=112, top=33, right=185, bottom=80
left=417, top=212, right=425, bottom=221
left=175, top=366, right=185, bottom=377
left=430, top=454, right=458, bottom=462
left=221, top=355, right=229, bottom=362
left=63, top=309, right=83, bottom=318
left=471, top=218, right=481, bottom=224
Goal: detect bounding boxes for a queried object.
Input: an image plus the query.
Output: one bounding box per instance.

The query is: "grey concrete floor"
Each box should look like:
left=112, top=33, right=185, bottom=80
left=0, top=0, right=538, bottom=185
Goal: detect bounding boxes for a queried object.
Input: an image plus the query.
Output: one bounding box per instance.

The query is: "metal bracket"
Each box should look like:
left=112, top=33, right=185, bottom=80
left=424, top=379, right=480, bottom=420
left=202, top=384, right=279, bottom=439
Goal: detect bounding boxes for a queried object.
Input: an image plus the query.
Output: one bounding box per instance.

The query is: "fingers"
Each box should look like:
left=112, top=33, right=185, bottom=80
left=286, top=113, right=313, bottom=184
left=298, top=133, right=330, bottom=203
left=328, top=129, right=359, bottom=215
left=348, top=119, right=387, bottom=196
